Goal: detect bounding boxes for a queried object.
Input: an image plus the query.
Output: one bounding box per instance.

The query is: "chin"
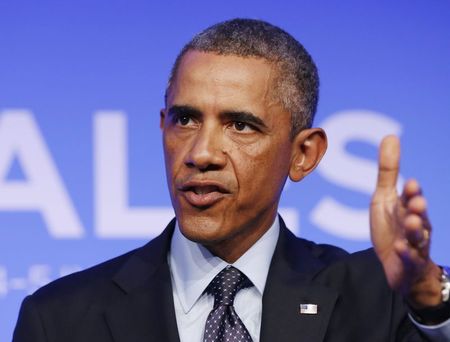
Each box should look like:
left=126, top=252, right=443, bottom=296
left=177, top=212, right=228, bottom=244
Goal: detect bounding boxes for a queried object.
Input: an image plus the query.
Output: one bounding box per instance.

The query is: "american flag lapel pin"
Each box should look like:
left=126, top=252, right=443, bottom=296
left=299, top=303, right=318, bottom=315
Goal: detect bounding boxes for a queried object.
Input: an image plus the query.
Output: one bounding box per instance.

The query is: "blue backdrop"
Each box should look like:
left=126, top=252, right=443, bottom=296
left=1, top=1, right=449, bottom=339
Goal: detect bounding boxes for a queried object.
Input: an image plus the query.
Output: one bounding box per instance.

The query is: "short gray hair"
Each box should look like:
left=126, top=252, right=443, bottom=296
left=166, top=18, right=319, bottom=138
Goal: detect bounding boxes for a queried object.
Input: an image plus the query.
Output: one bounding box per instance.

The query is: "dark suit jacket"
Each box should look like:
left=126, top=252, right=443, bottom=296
left=13, top=218, right=427, bottom=341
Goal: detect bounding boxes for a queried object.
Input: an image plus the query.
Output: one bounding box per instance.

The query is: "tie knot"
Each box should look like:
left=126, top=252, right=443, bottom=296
left=207, top=266, right=252, bottom=306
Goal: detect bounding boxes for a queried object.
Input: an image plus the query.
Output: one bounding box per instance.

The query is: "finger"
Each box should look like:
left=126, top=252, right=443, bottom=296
left=376, top=135, right=400, bottom=193
left=402, top=186, right=431, bottom=227
left=407, top=195, right=427, bottom=217
left=395, top=239, right=429, bottom=267
left=401, top=179, right=422, bottom=206
left=404, top=214, right=425, bottom=243
left=403, top=214, right=431, bottom=257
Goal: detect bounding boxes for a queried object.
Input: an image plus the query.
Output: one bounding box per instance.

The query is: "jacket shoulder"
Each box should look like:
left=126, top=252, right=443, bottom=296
left=30, top=220, right=175, bottom=305
left=30, top=246, right=140, bottom=307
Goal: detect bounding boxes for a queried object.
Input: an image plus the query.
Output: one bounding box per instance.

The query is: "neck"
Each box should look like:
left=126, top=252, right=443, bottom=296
left=204, top=213, right=277, bottom=263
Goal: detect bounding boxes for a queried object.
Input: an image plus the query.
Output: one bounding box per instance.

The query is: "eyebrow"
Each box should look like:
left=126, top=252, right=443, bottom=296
left=167, top=105, right=202, bottom=118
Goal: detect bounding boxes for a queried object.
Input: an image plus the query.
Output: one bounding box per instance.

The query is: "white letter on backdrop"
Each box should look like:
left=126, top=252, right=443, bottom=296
left=94, top=111, right=173, bottom=238
left=0, top=110, right=84, bottom=238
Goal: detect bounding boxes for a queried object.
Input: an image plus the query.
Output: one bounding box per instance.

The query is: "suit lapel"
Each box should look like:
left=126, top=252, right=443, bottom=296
left=101, top=217, right=339, bottom=342
left=260, top=219, right=339, bottom=342
left=104, top=220, right=180, bottom=342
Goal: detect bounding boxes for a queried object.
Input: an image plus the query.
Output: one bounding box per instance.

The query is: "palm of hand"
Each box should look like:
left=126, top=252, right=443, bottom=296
left=371, top=187, right=413, bottom=292
left=370, top=136, right=439, bottom=307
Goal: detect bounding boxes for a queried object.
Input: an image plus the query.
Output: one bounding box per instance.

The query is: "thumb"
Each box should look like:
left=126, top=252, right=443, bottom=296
left=375, top=135, right=400, bottom=195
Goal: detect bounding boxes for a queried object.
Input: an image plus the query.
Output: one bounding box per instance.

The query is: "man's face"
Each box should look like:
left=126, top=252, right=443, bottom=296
left=161, top=51, right=295, bottom=261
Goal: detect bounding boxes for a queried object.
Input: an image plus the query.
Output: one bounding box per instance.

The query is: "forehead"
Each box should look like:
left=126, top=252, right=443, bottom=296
left=167, top=51, right=280, bottom=110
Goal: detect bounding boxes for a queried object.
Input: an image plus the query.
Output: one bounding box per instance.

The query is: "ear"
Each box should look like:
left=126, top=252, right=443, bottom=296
left=289, top=128, right=327, bottom=182
left=160, top=109, right=166, bottom=130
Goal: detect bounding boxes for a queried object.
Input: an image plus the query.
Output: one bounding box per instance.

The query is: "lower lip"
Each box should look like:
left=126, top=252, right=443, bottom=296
left=182, top=190, right=226, bottom=208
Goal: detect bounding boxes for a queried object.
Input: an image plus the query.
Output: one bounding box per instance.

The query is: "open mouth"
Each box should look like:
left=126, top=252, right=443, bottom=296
left=179, top=182, right=229, bottom=207
left=188, top=185, right=221, bottom=195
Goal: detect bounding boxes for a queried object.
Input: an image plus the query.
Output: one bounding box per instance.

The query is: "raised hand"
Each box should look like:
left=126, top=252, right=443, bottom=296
left=370, top=135, right=442, bottom=308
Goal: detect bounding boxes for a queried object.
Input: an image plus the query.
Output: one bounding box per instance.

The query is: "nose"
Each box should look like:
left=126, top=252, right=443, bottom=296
left=185, top=123, right=227, bottom=171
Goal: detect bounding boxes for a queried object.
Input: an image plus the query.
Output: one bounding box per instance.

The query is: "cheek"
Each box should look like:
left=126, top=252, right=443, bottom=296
left=231, top=139, right=291, bottom=199
left=163, top=133, right=184, bottom=177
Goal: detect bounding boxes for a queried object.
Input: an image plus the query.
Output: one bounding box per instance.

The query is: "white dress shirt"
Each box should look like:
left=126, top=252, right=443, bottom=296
left=168, top=216, right=450, bottom=341
left=412, top=314, right=450, bottom=341
left=169, top=218, right=280, bottom=342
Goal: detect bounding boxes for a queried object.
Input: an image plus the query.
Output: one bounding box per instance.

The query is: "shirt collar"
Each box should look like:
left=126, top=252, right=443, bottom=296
left=169, top=217, right=280, bottom=314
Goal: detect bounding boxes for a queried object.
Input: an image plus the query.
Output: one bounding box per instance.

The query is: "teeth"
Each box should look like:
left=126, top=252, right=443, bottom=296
left=193, top=186, right=219, bottom=194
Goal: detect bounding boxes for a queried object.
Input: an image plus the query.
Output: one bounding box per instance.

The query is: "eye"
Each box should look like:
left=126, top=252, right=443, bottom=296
left=178, top=115, right=191, bottom=126
left=173, top=114, right=194, bottom=127
left=233, top=121, right=253, bottom=132
left=234, top=121, right=246, bottom=131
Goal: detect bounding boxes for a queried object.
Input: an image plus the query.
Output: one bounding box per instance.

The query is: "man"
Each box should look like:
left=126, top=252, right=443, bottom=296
left=13, top=18, right=450, bottom=341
